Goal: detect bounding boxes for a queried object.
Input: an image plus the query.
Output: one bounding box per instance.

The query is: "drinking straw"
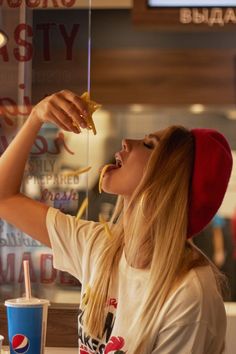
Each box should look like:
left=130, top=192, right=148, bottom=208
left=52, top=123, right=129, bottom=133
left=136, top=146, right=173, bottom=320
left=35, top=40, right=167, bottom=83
left=23, top=260, right=32, bottom=300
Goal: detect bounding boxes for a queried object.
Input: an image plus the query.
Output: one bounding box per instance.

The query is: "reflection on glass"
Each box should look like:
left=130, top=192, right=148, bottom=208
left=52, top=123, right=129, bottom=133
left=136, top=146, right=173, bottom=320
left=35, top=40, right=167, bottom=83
left=0, top=5, right=92, bottom=304
left=1, top=6, right=236, bottom=306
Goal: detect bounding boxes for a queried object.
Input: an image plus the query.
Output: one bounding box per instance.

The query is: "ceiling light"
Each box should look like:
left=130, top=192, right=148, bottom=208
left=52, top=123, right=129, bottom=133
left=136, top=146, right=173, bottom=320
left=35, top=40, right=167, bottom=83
left=129, top=104, right=145, bottom=113
left=226, top=110, right=236, bottom=121
left=0, top=8, right=8, bottom=49
left=0, top=30, right=8, bottom=48
left=190, top=104, right=205, bottom=114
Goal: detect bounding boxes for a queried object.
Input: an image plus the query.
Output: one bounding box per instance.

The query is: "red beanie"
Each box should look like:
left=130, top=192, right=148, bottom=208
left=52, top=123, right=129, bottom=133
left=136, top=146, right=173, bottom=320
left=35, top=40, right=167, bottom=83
left=187, top=129, right=233, bottom=238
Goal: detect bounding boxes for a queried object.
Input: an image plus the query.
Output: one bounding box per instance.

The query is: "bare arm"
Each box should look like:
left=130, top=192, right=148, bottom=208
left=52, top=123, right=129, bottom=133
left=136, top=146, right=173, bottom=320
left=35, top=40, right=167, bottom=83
left=0, top=90, right=89, bottom=247
left=0, top=112, right=43, bottom=198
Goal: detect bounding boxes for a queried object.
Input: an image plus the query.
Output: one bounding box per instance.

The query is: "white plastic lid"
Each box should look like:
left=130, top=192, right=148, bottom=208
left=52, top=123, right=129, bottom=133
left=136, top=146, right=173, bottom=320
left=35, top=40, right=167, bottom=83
left=5, top=297, right=50, bottom=308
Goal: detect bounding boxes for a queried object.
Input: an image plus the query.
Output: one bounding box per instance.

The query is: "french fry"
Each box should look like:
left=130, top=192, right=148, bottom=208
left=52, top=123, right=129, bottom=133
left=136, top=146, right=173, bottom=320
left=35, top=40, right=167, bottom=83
left=80, top=92, right=102, bottom=135
left=63, top=166, right=91, bottom=177
left=76, top=197, right=89, bottom=220
left=98, top=164, right=113, bottom=194
left=99, top=213, right=113, bottom=239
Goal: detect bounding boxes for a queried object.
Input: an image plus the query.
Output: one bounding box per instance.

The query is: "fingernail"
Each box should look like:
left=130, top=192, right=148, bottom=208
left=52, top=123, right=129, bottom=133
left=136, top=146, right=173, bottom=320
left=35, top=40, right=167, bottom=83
left=81, top=121, right=87, bottom=128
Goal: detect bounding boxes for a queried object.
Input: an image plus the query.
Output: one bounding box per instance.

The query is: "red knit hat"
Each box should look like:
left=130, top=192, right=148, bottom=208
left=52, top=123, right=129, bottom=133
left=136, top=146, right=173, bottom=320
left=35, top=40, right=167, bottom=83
left=187, top=129, right=233, bottom=238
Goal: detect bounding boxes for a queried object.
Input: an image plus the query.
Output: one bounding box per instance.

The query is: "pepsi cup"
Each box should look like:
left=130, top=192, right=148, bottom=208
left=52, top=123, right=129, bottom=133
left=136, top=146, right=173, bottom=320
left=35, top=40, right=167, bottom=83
left=5, top=297, right=49, bottom=354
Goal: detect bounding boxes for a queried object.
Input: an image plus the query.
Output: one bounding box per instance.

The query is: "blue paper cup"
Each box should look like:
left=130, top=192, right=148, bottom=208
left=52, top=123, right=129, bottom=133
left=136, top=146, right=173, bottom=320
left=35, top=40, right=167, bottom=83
left=5, top=298, right=49, bottom=354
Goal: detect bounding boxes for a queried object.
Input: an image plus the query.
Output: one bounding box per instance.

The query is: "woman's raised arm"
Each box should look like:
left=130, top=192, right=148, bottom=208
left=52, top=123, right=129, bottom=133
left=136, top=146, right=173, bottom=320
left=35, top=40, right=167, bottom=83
left=0, top=90, right=89, bottom=247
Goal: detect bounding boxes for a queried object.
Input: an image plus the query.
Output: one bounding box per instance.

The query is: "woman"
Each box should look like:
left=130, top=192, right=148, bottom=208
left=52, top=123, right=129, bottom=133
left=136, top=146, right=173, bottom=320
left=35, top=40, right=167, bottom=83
left=0, top=90, right=233, bottom=353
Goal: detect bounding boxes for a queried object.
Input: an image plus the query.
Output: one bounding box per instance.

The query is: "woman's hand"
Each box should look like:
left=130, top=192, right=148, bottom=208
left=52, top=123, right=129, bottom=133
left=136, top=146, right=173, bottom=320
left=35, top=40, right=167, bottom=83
left=30, top=89, right=89, bottom=134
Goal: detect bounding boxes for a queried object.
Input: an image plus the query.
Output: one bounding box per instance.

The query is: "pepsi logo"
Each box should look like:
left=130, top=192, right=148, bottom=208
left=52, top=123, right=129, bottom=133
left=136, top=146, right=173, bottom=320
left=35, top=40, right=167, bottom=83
left=12, top=334, right=30, bottom=353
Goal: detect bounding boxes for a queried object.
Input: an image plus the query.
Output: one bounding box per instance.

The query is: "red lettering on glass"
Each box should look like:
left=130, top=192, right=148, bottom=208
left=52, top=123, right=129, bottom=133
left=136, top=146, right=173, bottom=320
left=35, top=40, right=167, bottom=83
left=0, top=22, right=80, bottom=62
left=0, top=45, right=9, bottom=62
left=0, top=133, right=74, bottom=156
left=18, top=252, right=37, bottom=283
left=0, top=98, right=19, bottom=116
left=14, top=23, right=33, bottom=62
left=40, top=254, right=57, bottom=283
left=59, top=24, right=80, bottom=60
left=0, top=0, right=76, bottom=8
left=0, top=253, right=15, bottom=283
left=0, top=252, right=80, bottom=285
left=36, top=23, right=56, bottom=61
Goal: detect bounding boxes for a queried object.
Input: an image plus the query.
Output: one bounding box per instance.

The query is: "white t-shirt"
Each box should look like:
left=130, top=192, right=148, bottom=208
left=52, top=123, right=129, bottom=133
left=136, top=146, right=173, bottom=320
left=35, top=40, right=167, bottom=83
left=46, top=207, right=227, bottom=354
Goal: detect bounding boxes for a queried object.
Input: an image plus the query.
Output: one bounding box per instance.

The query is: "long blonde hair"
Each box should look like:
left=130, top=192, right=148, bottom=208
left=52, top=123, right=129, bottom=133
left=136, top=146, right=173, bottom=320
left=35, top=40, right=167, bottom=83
left=82, top=125, right=228, bottom=353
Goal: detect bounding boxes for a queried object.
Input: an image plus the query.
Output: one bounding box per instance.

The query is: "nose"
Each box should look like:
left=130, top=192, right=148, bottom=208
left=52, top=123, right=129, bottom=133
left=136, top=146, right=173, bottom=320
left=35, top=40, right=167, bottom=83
left=122, top=138, right=138, bottom=151
left=122, top=138, right=129, bottom=151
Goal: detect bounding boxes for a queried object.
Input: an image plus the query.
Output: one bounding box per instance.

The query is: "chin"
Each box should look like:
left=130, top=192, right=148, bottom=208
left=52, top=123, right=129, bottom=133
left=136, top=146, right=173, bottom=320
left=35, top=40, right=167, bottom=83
left=101, top=175, right=135, bottom=196
left=102, top=181, right=125, bottom=195
left=101, top=185, right=120, bottom=195
left=102, top=183, right=132, bottom=197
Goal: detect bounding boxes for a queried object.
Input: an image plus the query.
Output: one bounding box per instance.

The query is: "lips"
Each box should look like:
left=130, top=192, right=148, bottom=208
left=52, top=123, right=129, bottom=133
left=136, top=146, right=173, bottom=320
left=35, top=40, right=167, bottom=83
left=99, top=152, right=123, bottom=176
left=115, top=152, right=123, bottom=167
left=106, top=164, right=119, bottom=172
left=99, top=164, right=119, bottom=174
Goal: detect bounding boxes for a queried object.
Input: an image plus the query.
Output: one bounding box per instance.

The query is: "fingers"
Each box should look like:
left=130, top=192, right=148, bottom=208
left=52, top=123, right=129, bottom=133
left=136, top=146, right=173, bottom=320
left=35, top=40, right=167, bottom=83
left=53, top=90, right=89, bottom=128
left=47, top=111, right=80, bottom=134
left=48, top=100, right=81, bottom=133
left=40, top=89, right=94, bottom=133
left=62, top=89, right=88, bottom=115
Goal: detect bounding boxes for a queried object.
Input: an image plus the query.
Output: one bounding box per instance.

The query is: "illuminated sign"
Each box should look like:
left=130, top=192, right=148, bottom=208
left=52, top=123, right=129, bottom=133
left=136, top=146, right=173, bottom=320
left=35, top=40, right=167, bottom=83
left=148, top=0, right=236, bottom=6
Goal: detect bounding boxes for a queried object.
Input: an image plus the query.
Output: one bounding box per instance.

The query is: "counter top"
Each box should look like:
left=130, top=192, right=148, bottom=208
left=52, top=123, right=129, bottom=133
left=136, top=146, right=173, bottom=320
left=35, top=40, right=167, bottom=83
left=1, top=303, right=236, bottom=354
left=2, top=348, right=77, bottom=353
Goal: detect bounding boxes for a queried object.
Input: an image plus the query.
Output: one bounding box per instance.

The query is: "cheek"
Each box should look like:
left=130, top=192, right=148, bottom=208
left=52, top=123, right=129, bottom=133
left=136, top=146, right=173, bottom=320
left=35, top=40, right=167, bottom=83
left=123, top=154, right=149, bottom=187
left=102, top=170, right=137, bottom=195
left=128, top=153, right=150, bottom=178
left=128, top=163, right=145, bottom=185
left=102, top=162, right=146, bottom=196
left=102, top=151, right=151, bottom=196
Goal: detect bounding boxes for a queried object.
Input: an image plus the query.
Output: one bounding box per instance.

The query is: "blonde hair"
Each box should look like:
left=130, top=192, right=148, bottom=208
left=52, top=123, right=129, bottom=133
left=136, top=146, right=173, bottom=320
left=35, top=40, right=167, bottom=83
left=82, top=125, right=228, bottom=353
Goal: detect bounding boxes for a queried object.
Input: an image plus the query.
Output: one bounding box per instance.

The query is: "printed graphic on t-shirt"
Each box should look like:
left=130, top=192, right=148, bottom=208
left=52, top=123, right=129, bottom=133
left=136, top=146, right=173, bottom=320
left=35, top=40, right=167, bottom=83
left=104, top=336, right=126, bottom=353
left=78, top=296, right=126, bottom=354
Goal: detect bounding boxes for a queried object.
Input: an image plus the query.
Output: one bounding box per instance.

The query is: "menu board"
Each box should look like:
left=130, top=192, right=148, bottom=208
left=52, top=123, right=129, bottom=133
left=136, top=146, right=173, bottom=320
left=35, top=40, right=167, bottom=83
left=148, top=0, right=236, bottom=6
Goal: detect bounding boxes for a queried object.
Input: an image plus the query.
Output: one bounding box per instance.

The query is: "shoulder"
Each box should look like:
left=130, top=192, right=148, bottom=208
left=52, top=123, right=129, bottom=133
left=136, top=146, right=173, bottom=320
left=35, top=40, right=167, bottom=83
left=159, top=265, right=226, bottom=334
left=46, top=207, right=105, bottom=256
left=46, top=207, right=100, bottom=237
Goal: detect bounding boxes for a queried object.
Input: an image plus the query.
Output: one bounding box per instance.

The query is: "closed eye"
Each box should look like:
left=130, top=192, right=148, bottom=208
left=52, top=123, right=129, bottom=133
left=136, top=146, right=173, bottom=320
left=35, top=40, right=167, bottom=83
left=143, top=142, right=154, bottom=149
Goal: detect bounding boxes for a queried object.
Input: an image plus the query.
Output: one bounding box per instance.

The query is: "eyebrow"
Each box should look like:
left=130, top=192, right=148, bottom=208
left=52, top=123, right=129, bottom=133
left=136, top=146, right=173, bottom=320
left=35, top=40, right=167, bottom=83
left=147, top=134, right=161, bottom=142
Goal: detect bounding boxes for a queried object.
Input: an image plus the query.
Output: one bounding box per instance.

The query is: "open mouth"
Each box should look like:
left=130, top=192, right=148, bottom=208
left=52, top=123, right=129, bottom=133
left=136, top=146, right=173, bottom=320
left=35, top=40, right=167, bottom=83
left=99, top=163, right=119, bottom=174
left=99, top=154, right=123, bottom=175
left=106, top=164, right=119, bottom=172
left=115, top=153, right=123, bottom=168
left=115, top=159, right=122, bottom=168
left=105, top=160, right=121, bottom=173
